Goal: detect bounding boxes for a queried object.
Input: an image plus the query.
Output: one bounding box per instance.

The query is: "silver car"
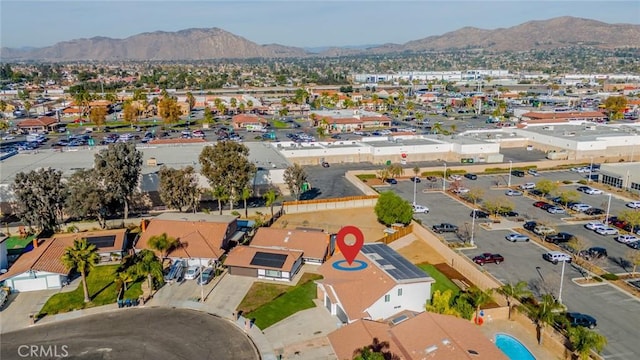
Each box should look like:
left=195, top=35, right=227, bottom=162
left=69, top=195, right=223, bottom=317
left=505, top=233, right=530, bottom=242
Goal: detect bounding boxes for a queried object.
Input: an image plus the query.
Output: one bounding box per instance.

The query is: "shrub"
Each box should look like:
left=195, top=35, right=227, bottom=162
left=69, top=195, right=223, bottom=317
left=577, top=179, right=588, bottom=185
left=562, top=180, right=574, bottom=184
left=601, top=273, right=619, bottom=281
left=66, top=225, right=79, bottom=233
left=231, top=210, right=241, bottom=217
left=356, top=174, right=377, bottom=180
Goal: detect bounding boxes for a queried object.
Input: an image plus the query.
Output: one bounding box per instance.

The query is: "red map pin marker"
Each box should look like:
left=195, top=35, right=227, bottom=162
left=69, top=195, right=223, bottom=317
left=336, top=226, right=364, bottom=265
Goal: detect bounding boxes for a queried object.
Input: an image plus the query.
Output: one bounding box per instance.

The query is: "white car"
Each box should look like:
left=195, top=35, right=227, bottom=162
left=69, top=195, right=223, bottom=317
left=505, top=189, right=523, bottom=196
left=547, top=206, right=566, bottom=214
left=449, top=174, right=463, bottom=181
left=543, top=251, right=572, bottom=264
left=571, top=203, right=592, bottom=212
left=626, top=201, right=640, bottom=209
left=453, top=187, right=470, bottom=194
left=615, top=234, right=639, bottom=244
left=519, top=183, right=536, bottom=190
left=1, top=135, right=15, bottom=141
left=505, top=233, right=530, bottom=242
left=571, top=167, right=589, bottom=173
left=595, top=227, right=618, bottom=236
left=412, top=204, right=429, bottom=213
left=583, top=188, right=603, bottom=195
left=527, top=169, right=540, bottom=176
left=184, top=266, right=201, bottom=280
left=585, top=221, right=605, bottom=230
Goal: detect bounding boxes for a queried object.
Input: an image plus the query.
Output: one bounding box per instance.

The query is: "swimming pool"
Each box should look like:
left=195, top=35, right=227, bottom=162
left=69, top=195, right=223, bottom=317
left=495, top=333, right=536, bottom=360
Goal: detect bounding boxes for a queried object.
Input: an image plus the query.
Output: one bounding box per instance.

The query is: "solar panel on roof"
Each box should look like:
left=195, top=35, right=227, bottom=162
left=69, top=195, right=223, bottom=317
left=86, top=235, right=116, bottom=248
left=250, top=252, right=288, bottom=269
left=362, top=243, right=430, bottom=281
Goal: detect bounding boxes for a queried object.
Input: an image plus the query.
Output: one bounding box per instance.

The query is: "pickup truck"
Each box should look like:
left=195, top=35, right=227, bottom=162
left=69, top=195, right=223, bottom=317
left=473, top=253, right=505, bottom=265
left=432, top=223, right=459, bottom=233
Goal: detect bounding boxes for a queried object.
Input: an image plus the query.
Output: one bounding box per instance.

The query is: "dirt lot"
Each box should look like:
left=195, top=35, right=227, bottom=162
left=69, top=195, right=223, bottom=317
left=395, top=239, right=446, bottom=264
left=272, top=207, right=386, bottom=242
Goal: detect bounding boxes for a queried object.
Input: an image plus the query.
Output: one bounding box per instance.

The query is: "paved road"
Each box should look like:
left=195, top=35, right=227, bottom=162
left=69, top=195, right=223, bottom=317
left=389, top=171, right=640, bottom=359
left=0, top=308, right=258, bottom=360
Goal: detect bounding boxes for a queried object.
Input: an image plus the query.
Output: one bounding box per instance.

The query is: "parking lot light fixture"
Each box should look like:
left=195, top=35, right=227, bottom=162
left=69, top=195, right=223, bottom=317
left=588, top=157, right=593, bottom=183
left=442, top=163, right=447, bottom=192
left=508, top=160, right=513, bottom=187
left=558, top=259, right=567, bottom=304
left=470, top=209, right=477, bottom=246
left=605, top=193, right=612, bottom=225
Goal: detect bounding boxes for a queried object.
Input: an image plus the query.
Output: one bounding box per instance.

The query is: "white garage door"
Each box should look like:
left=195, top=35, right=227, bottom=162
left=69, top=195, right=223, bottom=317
left=12, top=278, right=49, bottom=292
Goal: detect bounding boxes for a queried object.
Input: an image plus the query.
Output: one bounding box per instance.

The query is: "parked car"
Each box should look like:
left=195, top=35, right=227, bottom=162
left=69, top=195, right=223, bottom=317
left=426, top=176, right=438, bottom=182
left=567, top=312, right=597, bottom=329
left=615, top=234, right=639, bottom=244
left=527, top=169, right=540, bottom=176
left=547, top=206, right=566, bottom=214
left=595, top=227, right=618, bottom=236
left=385, top=178, right=398, bottom=184
left=452, top=187, right=470, bottom=194
left=164, top=260, right=186, bottom=283
left=470, top=210, right=490, bottom=218
left=197, top=267, right=215, bottom=285
left=543, top=251, right=572, bottom=264
left=498, top=210, right=519, bottom=217
left=545, top=232, right=575, bottom=244
left=409, top=176, right=421, bottom=183
left=184, top=266, right=201, bottom=280
left=583, top=187, right=603, bottom=195
left=519, top=182, right=536, bottom=190
left=321, top=161, right=330, bottom=168
left=528, top=189, right=544, bottom=197
left=505, top=190, right=523, bottom=196
left=506, top=233, right=530, bottom=242
left=628, top=241, right=640, bottom=249
left=534, top=225, right=556, bottom=236
left=626, top=201, right=640, bottom=209
left=464, top=173, right=478, bottom=180
left=578, top=247, right=608, bottom=260
left=571, top=203, right=592, bottom=212
left=473, top=253, right=504, bottom=265
left=584, top=208, right=605, bottom=216
left=432, top=223, right=459, bottom=233
left=511, top=170, right=525, bottom=177
left=448, top=174, right=463, bottom=181
left=533, top=201, right=549, bottom=208
left=412, top=204, right=429, bottom=214
left=585, top=221, right=605, bottom=230
left=523, top=221, right=537, bottom=231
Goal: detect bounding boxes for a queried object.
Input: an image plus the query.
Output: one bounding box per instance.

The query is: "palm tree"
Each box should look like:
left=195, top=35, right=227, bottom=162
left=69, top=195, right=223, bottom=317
left=115, top=269, right=136, bottom=300
left=450, top=124, right=457, bottom=134
left=387, top=164, right=404, bottom=179
left=147, top=232, right=179, bottom=259
left=213, top=186, right=229, bottom=215
left=412, top=166, right=420, bottom=179
left=133, top=249, right=164, bottom=291
left=466, top=287, right=493, bottom=324
left=529, top=294, right=564, bottom=345
left=568, top=326, right=607, bottom=360
left=61, top=238, right=100, bottom=303
left=263, top=189, right=281, bottom=218
left=497, top=281, right=532, bottom=320
left=353, top=337, right=400, bottom=360
left=240, top=187, right=252, bottom=218
left=432, top=122, right=443, bottom=134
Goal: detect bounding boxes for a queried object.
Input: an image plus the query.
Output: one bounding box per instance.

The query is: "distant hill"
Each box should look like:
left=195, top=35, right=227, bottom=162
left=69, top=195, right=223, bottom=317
left=1, top=17, right=638, bottom=61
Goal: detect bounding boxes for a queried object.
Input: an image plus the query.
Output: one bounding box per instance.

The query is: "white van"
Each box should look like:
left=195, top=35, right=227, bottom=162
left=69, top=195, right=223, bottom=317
left=543, top=251, right=572, bottom=264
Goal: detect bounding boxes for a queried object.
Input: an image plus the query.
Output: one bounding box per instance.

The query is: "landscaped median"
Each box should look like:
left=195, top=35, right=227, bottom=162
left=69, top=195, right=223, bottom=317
left=237, top=273, right=322, bottom=330
left=37, top=265, right=142, bottom=318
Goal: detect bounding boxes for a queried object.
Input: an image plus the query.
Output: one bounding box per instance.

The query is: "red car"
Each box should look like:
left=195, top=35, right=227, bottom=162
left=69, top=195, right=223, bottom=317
left=473, top=253, right=505, bottom=265
left=533, top=201, right=549, bottom=208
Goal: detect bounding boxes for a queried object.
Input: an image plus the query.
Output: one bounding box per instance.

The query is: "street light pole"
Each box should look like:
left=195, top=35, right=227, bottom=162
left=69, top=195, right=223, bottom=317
left=442, top=163, right=447, bottom=192
left=470, top=210, right=477, bottom=246
left=508, top=160, right=513, bottom=187
left=588, top=157, right=593, bottom=183
left=605, top=193, right=612, bottom=225
left=413, top=175, right=417, bottom=205
left=558, top=259, right=566, bottom=304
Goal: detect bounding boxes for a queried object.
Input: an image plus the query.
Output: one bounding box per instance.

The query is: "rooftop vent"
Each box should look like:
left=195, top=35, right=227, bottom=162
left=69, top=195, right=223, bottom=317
left=425, top=345, right=438, bottom=354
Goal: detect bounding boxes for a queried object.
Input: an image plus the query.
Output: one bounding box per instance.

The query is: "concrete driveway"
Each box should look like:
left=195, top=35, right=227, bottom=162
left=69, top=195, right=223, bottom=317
left=0, top=289, right=57, bottom=334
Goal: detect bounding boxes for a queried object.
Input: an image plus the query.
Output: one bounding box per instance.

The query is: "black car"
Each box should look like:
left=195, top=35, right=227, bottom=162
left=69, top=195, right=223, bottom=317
left=567, top=312, right=597, bottom=329
left=544, top=232, right=575, bottom=244
left=464, top=173, right=478, bottom=180
left=523, top=221, right=537, bottom=231
left=528, top=189, right=544, bottom=197
left=321, top=161, right=330, bottom=168
left=470, top=210, right=490, bottom=218
left=498, top=210, right=519, bottom=217
left=409, top=176, right=421, bottom=183
left=511, top=170, right=525, bottom=177
left=579, top=247, right=608, bottom=260
left=584, top=208, right=605, bottom=216
left=385, top=178, right=398, bottom=184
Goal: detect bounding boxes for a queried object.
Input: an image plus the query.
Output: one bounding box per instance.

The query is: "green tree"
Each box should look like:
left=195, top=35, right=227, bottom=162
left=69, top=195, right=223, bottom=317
left=374, top=191, right=413, bottom=226
left=212, top=186, right=229, bottom=215
left=133, top=249, right=164, bottom=291
left=115, top=269, right=136, bottom=300
left=386, top=163, right=404, bottom=179
left=65, top=169, right=113, bottom=229
left=23, top=100, right=32, bottom=117
left=158, top=94, right=181, bottom=125
left=61, top=238, right=100, bottom=303
left=158, top=166, right=201, bottom=212
left=352, top=338, right=400, bottom=360
left=465, top=287, right=493, bottom=325
left=618, top=209, right=640, bottom=232
left=603, top=95, right=627, bottom=120
left=535, top=179, right=558, bottom=196
left=426, top=289, right=460, bottom=316
left=264, top=189, right=281, bottom=218
left=528, top=294, right=565, bottom=345
left=148, top=232, right=179, bottom=259
left=568, top=326, right=607, bottom=360
left=626, top=250, right=640, bottom=274
left=240, top=187, right=252, bottom=218
left=94, top=142, right=143, bottom=219
left=557, top=190, right=580, bottom=208
left=203, top=106, right=214, bottom=124
left=283, top=163, right=308, bottom=200
left=0, top=99, right=7, bottom=112
left=465, top=188, right=484, bottom=206
left=12, top=168, right=67, bottom=233
left=185, top=91, right=195, bottom=111
left=497, top=281, right=532, bottom=320
left=199, top=142, right=256, bottom=211
left=73, top=90, right=91, bottom=119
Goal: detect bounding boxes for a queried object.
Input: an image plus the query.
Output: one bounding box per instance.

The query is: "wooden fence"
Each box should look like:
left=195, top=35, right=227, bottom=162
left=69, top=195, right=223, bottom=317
left=376, top=224, right=413, bottom=244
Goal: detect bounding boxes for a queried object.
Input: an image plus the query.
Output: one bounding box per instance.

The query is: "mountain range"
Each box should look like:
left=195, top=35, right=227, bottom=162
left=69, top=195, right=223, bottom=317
left=1, top=16, right=638, bottom=61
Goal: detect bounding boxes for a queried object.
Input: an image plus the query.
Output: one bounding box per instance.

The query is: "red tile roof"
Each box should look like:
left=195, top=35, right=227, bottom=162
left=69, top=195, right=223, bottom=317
left=250, top=228, right=329, bottom=261
left=232, top=114, right=266, bottom=124
left=18, top=117, right=58, bottom=127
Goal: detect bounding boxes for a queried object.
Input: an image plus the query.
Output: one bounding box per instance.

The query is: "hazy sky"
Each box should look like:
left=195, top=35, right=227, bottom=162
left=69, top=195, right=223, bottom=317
left=1, top=0, right=639, bottom=48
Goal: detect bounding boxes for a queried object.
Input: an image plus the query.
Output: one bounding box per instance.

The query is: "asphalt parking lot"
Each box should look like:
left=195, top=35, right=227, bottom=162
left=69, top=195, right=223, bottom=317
left=0, top=308, right=258, bottom=360
left=389, top=170, right=640, bottom=359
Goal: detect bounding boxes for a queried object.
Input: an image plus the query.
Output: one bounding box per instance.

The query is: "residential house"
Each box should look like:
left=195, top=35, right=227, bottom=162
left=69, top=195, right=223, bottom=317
left=232, top=114, right=268, bottom=130
left=317, top=243, right=434, bottom=324
left=0, top=235, right=8, bottom=271
left=224, top=246, right=303, bottom=281
left=328, top=311, right=508, bottom=360
left=134, top=212, right=241, bottom=267
left=17, top=116, right=59, bottom=133
left=0, top=229, right=128, bottom=292
left=249, top=228, right=330, bottom=265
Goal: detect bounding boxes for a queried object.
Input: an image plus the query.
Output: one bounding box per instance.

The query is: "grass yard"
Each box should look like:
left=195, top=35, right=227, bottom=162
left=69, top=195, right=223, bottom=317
left=417, top=263, right=460, bottom=297
left=244, top=273, right=322, bottom=330
left=271, top=120, right=290, bottom=129
left=4, top=235, right=36, bottom=250
left=38, top=265, right=142, bottom=317
left=237, top=282, right=290, bottom=313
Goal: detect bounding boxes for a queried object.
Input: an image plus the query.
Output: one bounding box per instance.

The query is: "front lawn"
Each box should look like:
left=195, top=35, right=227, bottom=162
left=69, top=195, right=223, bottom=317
left=417, top=263, right=460, bottom=297
left=38, top=265, right=142, bottom=317
left=244, top=273, right=322, bottom=329
left=271, top=120, right=290, bottom=129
